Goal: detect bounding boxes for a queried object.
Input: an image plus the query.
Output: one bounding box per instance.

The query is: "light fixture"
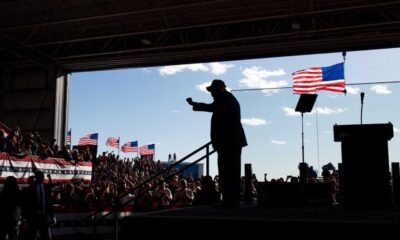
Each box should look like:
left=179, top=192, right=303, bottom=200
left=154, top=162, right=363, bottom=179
left=292, top=22, right=300, bottom=30
left=141, top=38, right=152, bottom=45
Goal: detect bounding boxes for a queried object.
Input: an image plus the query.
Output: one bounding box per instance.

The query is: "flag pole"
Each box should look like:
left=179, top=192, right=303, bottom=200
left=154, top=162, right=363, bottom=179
left=342, top=51, right=347, bottom=95
left=137, top=141, right=139, bottom=158
left=315, top=99, right=320, bottom=176
left=342, top=51, right=346, bottom=63
left=118, top=137, right=120, bottom=157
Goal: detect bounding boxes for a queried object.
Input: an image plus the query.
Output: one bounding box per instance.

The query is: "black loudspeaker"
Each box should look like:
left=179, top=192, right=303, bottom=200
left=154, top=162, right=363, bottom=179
left=295, top=94, right=317, bottom=113
left=334, top=123, right=393, bottom=209
left=299, top=163, right=308, bottom=184
left=244, top=164, right=252, bottom=203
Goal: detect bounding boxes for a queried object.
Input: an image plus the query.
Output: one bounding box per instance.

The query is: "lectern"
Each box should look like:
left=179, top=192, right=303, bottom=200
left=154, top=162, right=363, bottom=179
left=334, top=123, right=393, bottom=208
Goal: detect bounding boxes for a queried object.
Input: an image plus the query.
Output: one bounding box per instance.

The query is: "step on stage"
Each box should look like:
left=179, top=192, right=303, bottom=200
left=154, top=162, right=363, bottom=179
left=119, top=205, right=400, bottom=237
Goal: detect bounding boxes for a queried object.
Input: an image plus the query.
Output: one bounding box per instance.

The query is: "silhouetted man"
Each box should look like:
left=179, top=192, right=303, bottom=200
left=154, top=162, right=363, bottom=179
left=187, top=79, right=247, bottom=207
left=21, top=171, right=55, bottom=240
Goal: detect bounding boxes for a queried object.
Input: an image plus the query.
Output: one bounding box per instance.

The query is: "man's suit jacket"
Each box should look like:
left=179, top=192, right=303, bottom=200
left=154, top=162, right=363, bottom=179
left=22, top=184, right=54, bottom=221
left=192, top=91, right=247, bottom=151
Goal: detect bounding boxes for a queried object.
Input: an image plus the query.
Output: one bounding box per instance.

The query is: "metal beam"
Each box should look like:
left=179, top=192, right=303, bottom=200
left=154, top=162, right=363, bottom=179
left=53, top=20, right=400, bottom=60
left=1, top=0, right=232, bottom=31
left=26, top=1, right=400, bottom=47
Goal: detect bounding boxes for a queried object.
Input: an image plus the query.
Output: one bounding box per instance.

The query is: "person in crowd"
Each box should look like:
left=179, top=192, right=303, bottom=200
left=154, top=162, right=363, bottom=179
left=322, top=167, right=331, bottom=183
left=167, top=175, right=180, bottom=195
left=135, top=183, right=153, bottom=211
left=308, top=166, right=317, bottom=178
left=0, top=130, right=6, bottom=152
left=21, top=171, right=55, bottom=240
left=27, top=133, right=39, bottom=156
left=187, top=79, right=247, bottom=208
left=0, top=176, right=22, bottom=240
left=193, top=176, right=220, bottom=205
left=5, top=128, right=21, bottom=154
left=329, top=171, right=340, bottom=204
left=152, top=180, right=173, bottom=210
left=174, top=179, right=195, bottom=207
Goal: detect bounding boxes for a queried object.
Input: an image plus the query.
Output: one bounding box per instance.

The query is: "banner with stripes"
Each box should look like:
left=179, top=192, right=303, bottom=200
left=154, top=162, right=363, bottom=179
left=0, top=153, right=92, bottom=184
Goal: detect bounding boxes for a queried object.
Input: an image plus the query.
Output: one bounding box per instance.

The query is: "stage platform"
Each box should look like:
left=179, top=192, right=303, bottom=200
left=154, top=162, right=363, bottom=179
left=119, top=205, right=400, bottom=237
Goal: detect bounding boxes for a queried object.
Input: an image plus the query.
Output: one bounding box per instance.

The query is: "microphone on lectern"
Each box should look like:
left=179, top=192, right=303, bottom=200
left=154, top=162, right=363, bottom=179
left=361, top=92, right=365, bottom=105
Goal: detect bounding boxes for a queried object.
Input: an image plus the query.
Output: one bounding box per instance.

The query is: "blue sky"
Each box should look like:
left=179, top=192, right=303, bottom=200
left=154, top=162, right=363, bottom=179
left=69, top=48, right=400, bottom=180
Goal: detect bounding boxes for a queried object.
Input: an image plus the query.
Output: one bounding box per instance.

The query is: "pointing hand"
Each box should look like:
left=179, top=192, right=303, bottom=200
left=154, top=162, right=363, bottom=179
left=186, top=97, right=194, bottom=105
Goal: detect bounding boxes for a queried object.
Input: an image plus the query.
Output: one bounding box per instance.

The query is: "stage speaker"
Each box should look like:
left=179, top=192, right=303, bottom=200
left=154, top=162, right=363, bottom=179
left=299, top=162, right=308, bottom=184
left=392, top=162, right=400, bottom=206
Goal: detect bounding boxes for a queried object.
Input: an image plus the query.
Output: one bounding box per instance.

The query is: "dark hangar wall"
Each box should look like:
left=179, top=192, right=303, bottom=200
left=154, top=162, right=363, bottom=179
left=0, top=66, right=69, bottom=146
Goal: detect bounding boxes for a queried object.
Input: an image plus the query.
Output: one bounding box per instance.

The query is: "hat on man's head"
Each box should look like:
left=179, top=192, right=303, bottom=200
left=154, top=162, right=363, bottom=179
left=206, top=79, right=226, bottom=92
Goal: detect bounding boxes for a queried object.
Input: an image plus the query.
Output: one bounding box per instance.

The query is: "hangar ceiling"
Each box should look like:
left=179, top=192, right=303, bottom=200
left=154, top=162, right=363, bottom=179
left=1, top=0, right=400, bottom=72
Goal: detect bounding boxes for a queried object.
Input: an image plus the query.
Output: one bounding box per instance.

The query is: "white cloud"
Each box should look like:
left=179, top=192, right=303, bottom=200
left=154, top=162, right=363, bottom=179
left=345, top=86, right=361, bottom=95
left=394, top=127, right=399, bottom=133
left=283, top=106, right=347, bottom=116
left=239, top=66, right=288, bottom=95
left=159, top=63, right=209, bottom=76
left=241, top=118, right=269, bottom=126
left=271, top=140, right=287, bottom=145
left=196, top=81, right=211, bottom=92
left=142, top=68, right=151, bottom=73
left=313, top=107, right=347, bottom=115
left=209, top=62, right=234, bottom=75
left=370, top=84, right=391, bottom=94
left=196, top=81, right=232, bottom=93
left=283, top=107, right=301, bottom=116
left=159, top=62, right=233, bottom=76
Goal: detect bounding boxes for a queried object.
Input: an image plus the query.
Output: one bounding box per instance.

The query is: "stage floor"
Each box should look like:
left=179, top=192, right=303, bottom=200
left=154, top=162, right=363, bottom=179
left=119, top=205, right=400, bottom=237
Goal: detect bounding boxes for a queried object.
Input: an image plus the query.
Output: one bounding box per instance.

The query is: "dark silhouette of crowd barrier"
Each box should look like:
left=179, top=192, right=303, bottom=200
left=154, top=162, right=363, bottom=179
left=258, top=182, right=332, bottom=206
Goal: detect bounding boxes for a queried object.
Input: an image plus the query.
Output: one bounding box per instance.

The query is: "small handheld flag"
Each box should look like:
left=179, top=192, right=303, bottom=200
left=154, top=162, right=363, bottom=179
left=121, top=141, right=138, bottom=153
left=139, top=144, right=155, bottom=155
left=66, top=129, right=71, bottom=145
left=106, top=137, right=119, bottom=148
left=78, top=133, right=98, bottom=145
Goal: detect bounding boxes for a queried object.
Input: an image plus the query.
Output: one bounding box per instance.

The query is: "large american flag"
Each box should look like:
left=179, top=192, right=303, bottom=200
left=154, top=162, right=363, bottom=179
left=292, top=62, right=345, bottom=94
left=139, top=144, right=155, bottom=155
left=106, top=137, right=119, bottom=148
left=121, top=141, right=138, bottom=153
left=66, top=129, right=71, bottom=145
left=78, top=133, right=98, bottom=145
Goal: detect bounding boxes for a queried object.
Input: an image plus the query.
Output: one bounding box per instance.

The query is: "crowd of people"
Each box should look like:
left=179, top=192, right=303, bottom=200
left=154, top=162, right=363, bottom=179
left=0, top=149, right=226, bottom=240
left=53, top=152, right=210, bottom=212
left=0, top=127, right=92, bottom=161
left=0, top=125, right=339, bottom=240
